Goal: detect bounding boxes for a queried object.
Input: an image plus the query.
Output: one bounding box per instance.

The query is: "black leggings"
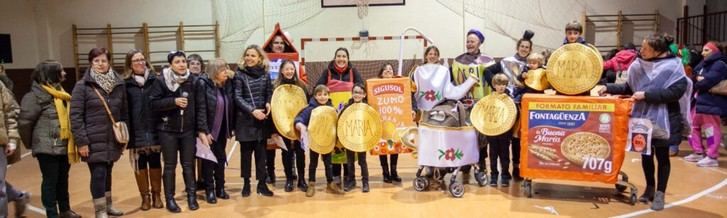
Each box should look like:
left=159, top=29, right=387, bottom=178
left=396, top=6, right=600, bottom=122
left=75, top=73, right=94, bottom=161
left=266, top=149, right=277, bottom=179
left=642, top=146, right=671, bottom=192
left=87, top=162, right=114, bottom=199
left=240, top=140, right=268, bottom=182
left=37, top=154, right=71, bottom=216
left=282, top=139, right=305, bottom=180
left=346, top=150, right=369, bottom=181
left=309, top=151, right=333, bottom=183
left=136, top=151, right=162, bottom=170
left=202, top=138, right=227, bottom=190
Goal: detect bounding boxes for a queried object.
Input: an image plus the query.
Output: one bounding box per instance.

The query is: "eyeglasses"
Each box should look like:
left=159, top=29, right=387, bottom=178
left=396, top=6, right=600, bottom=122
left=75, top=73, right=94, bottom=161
left=132, top=59, right=146, bottom=63
left=92, top=59, right=109, bottom=65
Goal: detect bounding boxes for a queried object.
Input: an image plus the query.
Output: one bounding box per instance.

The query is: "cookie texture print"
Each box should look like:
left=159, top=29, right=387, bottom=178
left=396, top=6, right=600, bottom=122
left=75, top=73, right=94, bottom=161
left=520, top=94, right=631, bottom=183
left=527, top=102, right=614, bottom=173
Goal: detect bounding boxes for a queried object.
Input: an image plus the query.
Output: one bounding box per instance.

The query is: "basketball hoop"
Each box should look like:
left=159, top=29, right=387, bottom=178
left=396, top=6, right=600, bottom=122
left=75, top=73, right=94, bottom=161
left=356, top=0, right=369, bottom=19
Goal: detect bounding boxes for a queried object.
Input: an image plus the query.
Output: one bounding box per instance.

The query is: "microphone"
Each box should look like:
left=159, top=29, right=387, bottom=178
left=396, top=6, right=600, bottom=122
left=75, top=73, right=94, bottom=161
left=180, top=91, right=189, bottom=116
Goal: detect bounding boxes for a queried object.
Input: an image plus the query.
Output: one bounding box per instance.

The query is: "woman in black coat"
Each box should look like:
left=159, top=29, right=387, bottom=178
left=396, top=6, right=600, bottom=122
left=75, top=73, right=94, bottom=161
left=70, top=48, right=126, bottom=217
left=234, top=45, right=274, bottom=197
left=149, top=51, right=201, bottom=213
left=123, top=49, right=163, bottom=210
left=195, top=58, right=235, bottom=203
left=600, top=33, right=691, bottom=211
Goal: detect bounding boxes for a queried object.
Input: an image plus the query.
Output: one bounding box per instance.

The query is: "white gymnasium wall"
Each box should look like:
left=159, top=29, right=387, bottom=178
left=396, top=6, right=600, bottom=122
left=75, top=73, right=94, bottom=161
left=0, top=0, right=40, bottom=68
left=41, top=0, right=214, bottom=69
left=1, top=0, right=690, bottom=69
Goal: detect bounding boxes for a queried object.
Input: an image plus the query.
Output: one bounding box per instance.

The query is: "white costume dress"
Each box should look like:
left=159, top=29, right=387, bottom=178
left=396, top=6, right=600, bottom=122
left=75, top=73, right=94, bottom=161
left=413, top=64, right=478, bottom=111
left=412, top=63, right=480, bottom=167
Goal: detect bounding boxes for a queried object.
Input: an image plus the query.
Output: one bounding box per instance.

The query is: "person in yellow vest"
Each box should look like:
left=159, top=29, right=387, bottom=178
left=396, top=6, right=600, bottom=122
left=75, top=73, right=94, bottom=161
left=452, top=29, right=496, bottom=101
left=451, top=29, right=495, bottom=185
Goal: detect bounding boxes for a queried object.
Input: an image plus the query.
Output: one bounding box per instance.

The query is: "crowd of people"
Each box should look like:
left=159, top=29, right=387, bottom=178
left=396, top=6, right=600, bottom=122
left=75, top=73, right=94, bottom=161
left=0, top=20, right=726, bottom=218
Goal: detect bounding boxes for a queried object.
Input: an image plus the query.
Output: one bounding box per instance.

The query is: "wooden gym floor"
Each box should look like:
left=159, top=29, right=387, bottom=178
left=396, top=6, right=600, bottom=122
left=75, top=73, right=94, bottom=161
left=6, top=140, right=727, bottom=218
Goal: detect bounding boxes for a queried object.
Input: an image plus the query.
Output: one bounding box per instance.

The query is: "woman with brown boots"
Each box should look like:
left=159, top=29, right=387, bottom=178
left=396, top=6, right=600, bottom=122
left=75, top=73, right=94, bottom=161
left=123, top=49, right=164, bottom=210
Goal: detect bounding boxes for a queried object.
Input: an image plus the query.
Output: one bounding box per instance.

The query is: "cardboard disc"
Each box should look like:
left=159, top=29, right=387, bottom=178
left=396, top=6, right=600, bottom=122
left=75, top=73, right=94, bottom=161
left=308, top=106, right=338, bottom=154
left=524, top=68, right=550, bottom=91
left=271, top=84, right=308, bottom=140
left=470, top=93, right=517, bottom=136
left=337, top=103, right=383, bottom=152
left=546, top=43, right=603, bottom=95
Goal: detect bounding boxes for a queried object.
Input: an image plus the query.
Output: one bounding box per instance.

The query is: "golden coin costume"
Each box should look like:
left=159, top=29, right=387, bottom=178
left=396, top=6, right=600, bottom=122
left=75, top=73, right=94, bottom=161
left=546, top=43, right=604, bottom=95
left=271, top=84, right=308, bottom=140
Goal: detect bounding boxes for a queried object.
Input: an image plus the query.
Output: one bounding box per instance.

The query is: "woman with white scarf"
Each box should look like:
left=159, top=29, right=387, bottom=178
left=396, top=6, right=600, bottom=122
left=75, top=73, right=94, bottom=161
left=149, top=51, right=201, bottom=213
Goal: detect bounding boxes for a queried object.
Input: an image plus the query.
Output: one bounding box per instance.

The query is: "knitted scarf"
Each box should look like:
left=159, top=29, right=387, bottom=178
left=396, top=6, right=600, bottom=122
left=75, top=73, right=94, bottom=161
left=163, top=68, right=190, bottom=92
left=91, top=69, right=117, bottom=94
left=40, top=84, right=78, bottom=164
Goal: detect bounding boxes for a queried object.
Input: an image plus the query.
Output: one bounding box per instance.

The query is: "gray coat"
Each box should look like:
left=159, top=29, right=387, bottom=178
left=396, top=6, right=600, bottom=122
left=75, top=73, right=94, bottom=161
left=18, top=82, right=69, bottom=156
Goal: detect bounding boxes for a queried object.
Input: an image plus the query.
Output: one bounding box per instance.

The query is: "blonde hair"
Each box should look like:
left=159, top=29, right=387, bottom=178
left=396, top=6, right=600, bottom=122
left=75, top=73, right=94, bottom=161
left=238, top=44, right=270, bottom=71
left=207, top=58, right=231, bottom=86
left=492, top=73, right=509, bottom=86
left=527, top=52, right=545, bottom=66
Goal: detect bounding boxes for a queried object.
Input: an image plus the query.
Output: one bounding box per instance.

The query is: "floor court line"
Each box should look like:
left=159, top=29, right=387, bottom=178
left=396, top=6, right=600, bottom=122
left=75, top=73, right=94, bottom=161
left=612, top=178, right=727, bottom=218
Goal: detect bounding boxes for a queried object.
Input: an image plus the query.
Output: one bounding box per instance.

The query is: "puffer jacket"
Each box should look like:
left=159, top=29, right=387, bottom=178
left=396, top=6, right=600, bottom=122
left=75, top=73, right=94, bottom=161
left=693, top=52, right=727, bottom=116
left=234, top=65, right=273, bottom=142
left=603, top=49, right=638, bottom=72
left=196, top=75, right=235, bottom=140
left=0, top=81, right=20, bottom=149
left=70, top=69, right=127, bottom=163
left=18, top=82, right=68, bottom=156
left=294, top=97, right=332, bottom=127
left=125, top=73, right=159, bottom=149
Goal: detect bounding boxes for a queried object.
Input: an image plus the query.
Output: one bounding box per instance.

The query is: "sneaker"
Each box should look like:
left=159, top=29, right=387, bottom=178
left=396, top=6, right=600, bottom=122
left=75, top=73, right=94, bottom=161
left=489, top=175, right=498, bottom=187
left=696, top=157, right=719, bottom=167
left=684, top=153, right=704, bottom=162
left=326, top=182, right=345, bottom=195
left=668, top=145, right=679, bottom=157
left=501, top=178, right=510, bottom=187
left=651, top=191, right=665, bottom=211
left=305, top=183, right=316, bottom=197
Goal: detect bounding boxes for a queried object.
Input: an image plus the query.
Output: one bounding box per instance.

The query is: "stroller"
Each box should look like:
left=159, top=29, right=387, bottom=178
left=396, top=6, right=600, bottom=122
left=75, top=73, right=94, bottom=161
left=409, top=100, right=487, bottom=197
